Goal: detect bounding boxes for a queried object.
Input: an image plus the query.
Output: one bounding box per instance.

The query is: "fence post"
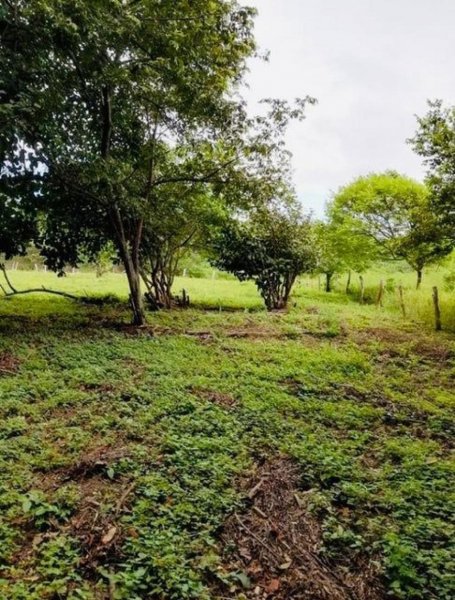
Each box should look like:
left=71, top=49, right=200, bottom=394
left=359, top=275, right=365, bottom=305
left=398, top=285, right=406, bottom=318
left=432, top=286, right=442, bottom=331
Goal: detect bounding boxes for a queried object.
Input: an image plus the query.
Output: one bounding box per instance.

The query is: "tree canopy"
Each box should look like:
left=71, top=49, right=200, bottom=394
left=330, top=171, right=451, bottom=287
left=409, top=100, right=455, bottom=243
left=0, top=0, right=257, bottom=323
left=212, top=205, right=316, bottom=310
left=314, top=220, right=376, bottom=292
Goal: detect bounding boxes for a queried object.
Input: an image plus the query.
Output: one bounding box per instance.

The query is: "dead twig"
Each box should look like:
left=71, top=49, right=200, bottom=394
left=114, top=481, right=136, bottom=516
left=234, top=513, right=281, bottom=566
left=0, top=368, right=17, bottom=376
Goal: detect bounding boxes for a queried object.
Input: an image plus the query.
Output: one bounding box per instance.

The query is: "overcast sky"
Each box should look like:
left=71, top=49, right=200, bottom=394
left=244, top=0, right=455, bottom=216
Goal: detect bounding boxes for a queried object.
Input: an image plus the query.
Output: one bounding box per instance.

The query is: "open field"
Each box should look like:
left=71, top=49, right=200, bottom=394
left=3, top=263, right=455, bottom=331
left=0, top=271, right=454, bottom=599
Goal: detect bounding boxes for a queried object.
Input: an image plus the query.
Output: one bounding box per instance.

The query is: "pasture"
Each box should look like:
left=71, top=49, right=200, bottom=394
left=0, top=269, right=453, bottom=599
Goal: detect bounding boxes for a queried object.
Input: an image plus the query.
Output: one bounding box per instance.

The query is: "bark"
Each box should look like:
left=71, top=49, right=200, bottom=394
left=110, top=209, right=146, bottom=326
left=143, top=267, right=174, bottom=310
left=416, top=269, right=423, bottom=290
left=124, top=255, right=145, bottom=326
left=100, top=86, right=145, bottom=325
left=261, top=273, right=296, bottom=311
left=346, top=270, right=351, bottom=294
left=325, top=272, right=333, bottom=293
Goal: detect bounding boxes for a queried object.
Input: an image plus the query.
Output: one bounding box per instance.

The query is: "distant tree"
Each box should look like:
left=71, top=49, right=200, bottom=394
left=409, top=100, right=455, bottom=243
left=0, top=0, right=257, bottom=324
left=331, top=172, right=451, bottom=288
left=314, top=220, right=376, bottom=292
left=213, top=206, right=316, bottom=310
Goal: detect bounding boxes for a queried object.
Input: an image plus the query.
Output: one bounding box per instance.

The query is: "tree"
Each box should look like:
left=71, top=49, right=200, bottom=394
left=331, top=171, right=451, bottom=288
left=212, top=206, right=316, bottom=310
left=313, top=220, right=375, bottom=292
left=409, top=100, right=455, bottom=243
left=137, top=94, right=316, bottom=310
left=0, top=0, right=256, bottom=324
left=139, top=184, right=226, bottom=309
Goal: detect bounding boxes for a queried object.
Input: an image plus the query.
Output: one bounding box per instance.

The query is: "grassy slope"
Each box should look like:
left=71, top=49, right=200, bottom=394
left=0, top=272, right=454, bottom=599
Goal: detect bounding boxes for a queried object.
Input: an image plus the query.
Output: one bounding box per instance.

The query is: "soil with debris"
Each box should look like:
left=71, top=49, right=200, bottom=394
left=0, top=351, right=20, bottom=375
left=213, top=458, right=384, bottom=600
left=7, top=445, right=135, bottom=584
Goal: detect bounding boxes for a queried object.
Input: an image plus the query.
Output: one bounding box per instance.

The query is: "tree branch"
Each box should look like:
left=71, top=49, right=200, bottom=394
left=0, top=263, right=17, bottom=293
left=152, top=158, right=237, bottom=187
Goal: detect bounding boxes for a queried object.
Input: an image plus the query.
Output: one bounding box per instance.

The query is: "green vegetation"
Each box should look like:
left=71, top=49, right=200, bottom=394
left=0, top=272, right=453, bottom=599
left=1, top=2, right=454, bottom=598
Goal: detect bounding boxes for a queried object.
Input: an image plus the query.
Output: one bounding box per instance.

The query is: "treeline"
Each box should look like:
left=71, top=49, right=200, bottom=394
left=1, top=2, right=454, bottom=322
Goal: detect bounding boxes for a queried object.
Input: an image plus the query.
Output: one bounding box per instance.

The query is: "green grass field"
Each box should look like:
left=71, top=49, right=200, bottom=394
left=0, top=270, right=454, bottom=599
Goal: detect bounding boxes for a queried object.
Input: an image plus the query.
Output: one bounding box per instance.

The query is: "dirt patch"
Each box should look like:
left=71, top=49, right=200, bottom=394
left=103, top=321, right=156, bottom=336
left=79, top=381, right=117, bottom=394
left=57, top=445, right=130, bottom=481
left=411, top=340, right=453, bottom=363
left=213, top=458, right=383, bottom=600
left=225, top=327, right=281, bottom=339
left=357, top=327, right=413, bottom=345
left=0, top=351, right=20, bottom=375
left=190, top=386, right=238, bottom=409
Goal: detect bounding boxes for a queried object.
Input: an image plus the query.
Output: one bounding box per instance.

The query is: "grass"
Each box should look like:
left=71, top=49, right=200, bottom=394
left=0, top=270, right=454, bottom=599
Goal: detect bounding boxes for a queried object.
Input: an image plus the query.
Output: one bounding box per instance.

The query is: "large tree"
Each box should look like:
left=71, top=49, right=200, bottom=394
left=0, top=0, right=256, bottom=324
left=331, top=171, right=451, bottom=288
left=409, top=100, right=455, bottom=243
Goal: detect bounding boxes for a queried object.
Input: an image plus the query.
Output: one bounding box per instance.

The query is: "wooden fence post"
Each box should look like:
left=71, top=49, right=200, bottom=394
left=359, top=275, right=365, bottom=305
left=432, top=286, right=442, bottom=331
left=398, top=285, right=406, bottom=318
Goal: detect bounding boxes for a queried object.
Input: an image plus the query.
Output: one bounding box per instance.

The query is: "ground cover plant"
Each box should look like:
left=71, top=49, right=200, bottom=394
left=0, top=272, right=453, bottom=600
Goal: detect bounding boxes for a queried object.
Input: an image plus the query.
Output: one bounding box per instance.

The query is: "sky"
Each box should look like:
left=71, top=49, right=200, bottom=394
left=244, top=0, right=455, bottom=216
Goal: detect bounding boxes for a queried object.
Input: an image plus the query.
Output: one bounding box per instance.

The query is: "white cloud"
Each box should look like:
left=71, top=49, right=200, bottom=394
left=244, top=0, right=455, bottom=216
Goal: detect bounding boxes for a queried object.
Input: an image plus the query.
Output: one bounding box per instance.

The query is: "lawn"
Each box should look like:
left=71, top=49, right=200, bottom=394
left=0, top=271, right=453, bottom=599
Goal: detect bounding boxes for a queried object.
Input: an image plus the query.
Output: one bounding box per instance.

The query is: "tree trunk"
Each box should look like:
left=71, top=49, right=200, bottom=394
left=416, top=269, right=422, bottom=290
left=325, top=273, right=332, bottom=293
left=359, top=275, right=365, bottom=304
left=124, top=256, right=146, bottom=326
left=346, top=270, right=351, bottom=294
left=432, top=286, right=442, bottom=331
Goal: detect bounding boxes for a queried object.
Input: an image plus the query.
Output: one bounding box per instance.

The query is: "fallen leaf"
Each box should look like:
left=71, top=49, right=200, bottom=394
left=239, top=546, right=252, bottom=562
left=101, top=526, right=117, bottom=545
left=267, top=579, right=280, bottom=593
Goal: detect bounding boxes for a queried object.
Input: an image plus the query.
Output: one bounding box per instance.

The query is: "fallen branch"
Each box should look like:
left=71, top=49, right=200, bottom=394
left=1, top=286, right=80, bottom=301
left=0, top=264, right=81, bottom=300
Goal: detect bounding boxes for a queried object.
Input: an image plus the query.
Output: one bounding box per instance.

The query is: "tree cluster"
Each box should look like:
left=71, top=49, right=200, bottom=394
left=1, top=2, right=454, bottom=316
